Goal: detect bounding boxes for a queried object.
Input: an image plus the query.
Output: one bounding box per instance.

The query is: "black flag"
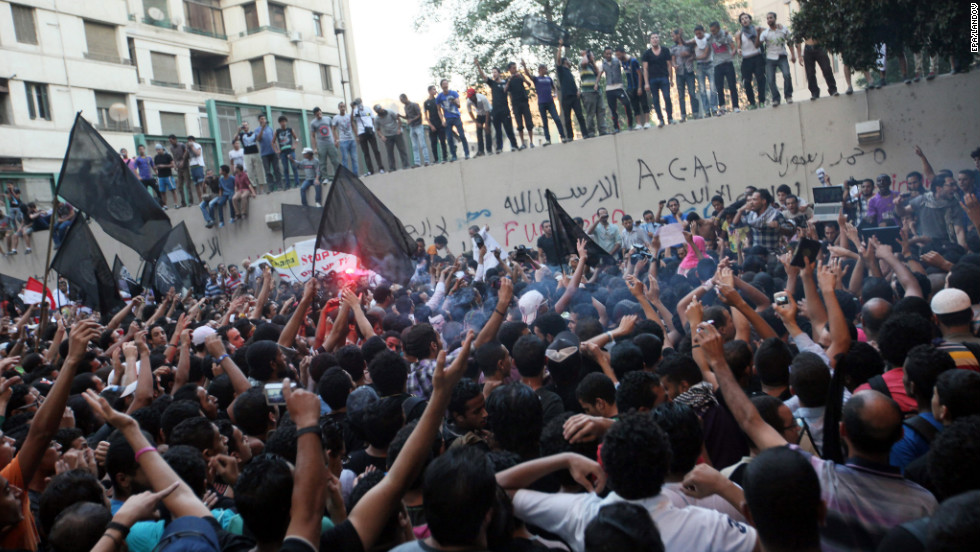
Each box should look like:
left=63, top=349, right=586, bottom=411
left=112, top=255, right=142, bottom=299
left=315, top=166, right=416, bottom=284
left=563, top=0, right=620, bottom=34
left=51, top=219, right=124, bottom=318
left=56, top=113, right=171, bottom=258
left=281, top=204, right=323, bottom=240
left=0, top=273, right=26, bottom=301
left=545, top=189, right=613, bottom=268
left=147, top=222, right=209, bottom=295
left=520, top=15, right=569, bottom=46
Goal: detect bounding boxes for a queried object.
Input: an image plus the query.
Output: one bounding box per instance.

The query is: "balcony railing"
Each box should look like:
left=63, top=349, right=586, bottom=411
left=191, top=83, right=235, bottom=95
left=239, top=25, right=288, bottom=37
left=83, top=52, right=133, bottom=65
left=95, top=122, right=140, bottom=133
left=245, top=81, right=301, bottom=92
left=149, top=79, right=186, bottom=89
left=183, top=26, right=228, bottom=40
left=143, top=17, right=178, bottom=30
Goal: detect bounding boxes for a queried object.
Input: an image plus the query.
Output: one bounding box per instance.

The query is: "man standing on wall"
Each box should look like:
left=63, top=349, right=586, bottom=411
left=436, top=79, right=470, bottom=162
left=597, top=47, right=634, bottom=132
left=375, top=104, right=410, bottom=172
left=476, top=58, right=520, bottom=153
left=168, top=134, right=191, bottom=208
left=133, top=144, right=158, bottom=206
left=332, top=102, right=359, bottom=176
left=186, top=135, right=207, bottom=204
left=616, top=46, right=650, bottom=129
left=735, top=13, right=767, bottom=109
left=153, top=143, right=180, bottom=210
left=257, top=114, right=281, bottom=193
left=671, top=29, right=700, bottom=121
left=642, top=32, right=675, bottom=127
left=760, top=12, right=797, bottom=107
left=275, top=115, right=300, bottom=189
left=465, top=88, right=493, bottom=156
left=708, top=21, right=740, bottom=115
left=580, top=49, right=609, bottom=138
left=424, top=85, right=448, bottom=163
left=310, top=107, right=341, bottom=183
left=352, top=98, right=386, bottom=176
left=237, top=121, right=266, bottom=194
left=505, top=62, right=535, bottom=150
left=522, top=60, right=565, bottom=146
left=400, top=93, right=430, bottom=167
left=556, top=39, right=589, bottom=140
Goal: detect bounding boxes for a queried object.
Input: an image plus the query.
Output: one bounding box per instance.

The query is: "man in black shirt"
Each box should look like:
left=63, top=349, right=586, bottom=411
left=555, top=39, right=588, bottom=141
left=506, top=61, right=534, bottom=150
left=475, top=58, right=519, bottom=153
left=153, top=143, right=180, bottom=211
left=537, top=221, right=560, bottom=267
left=642, top=32, right=675, bottom=126
left=423, top=85, right=448, bottom=163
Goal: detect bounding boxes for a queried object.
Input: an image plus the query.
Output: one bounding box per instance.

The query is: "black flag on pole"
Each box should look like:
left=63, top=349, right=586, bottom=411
left=281, top=204, right=323, bottom=240
left=51, top=219, right=124, bottom=318
left=563, top=0, right=620, bottom=34
left=147, top=222, right=208, bottom=295
left=56, top=113, right=171, bottom=258
left=112, top=255, right=142, bottom=299
left=0, top=273, right=26, bottom=302
left=315, top=166, right=416, bottom=284
left=520, top=15, right=569, bottom=46
left=545, top=189, right=613, bottom=268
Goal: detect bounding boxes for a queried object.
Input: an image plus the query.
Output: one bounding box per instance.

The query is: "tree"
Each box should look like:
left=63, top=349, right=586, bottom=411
left=417, top=0, right=738, bottom=87
left=791, top=0, right=975, bottom=73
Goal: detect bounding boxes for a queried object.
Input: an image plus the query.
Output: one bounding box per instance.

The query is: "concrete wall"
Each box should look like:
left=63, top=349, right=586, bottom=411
left=4, top=71, right=978, bottom=282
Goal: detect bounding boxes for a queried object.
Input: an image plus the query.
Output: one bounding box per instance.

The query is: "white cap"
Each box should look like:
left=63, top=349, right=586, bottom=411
left=518, top=290, right=546, bottom=325
left=931, top=288, right=972, bottom=315
left=192, top=325, right=216, bottom=346
left=302, top=147, right=314, bottom=155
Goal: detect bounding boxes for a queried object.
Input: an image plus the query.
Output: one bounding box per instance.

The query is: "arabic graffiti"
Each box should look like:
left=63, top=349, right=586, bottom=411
left=637, top=152, right=728, bottom=191
left=502, top=208, right=626, bottom=247
left=466, top=209, right=491, bottom=223
left=503, top=174, right=620, bottom=216
left=404, top=216, right=449, bottom=241
left=761, top=143, right=887, bottom=178
left=197, top=236, right=222, bottom=260
left=668, top=183, right=734, bottom=208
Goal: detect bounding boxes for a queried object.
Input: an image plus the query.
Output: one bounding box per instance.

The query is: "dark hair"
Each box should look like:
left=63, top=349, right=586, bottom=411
left=754, top=337, right=792, bottom=387
left=576, top=372, right=616, bottom=407
left=724, top=340, right=753, bottom=383
left=497, top=321, right=529, bottom=354
left=335, top=345, right=366, bottom=384
left=610, top=342, right=644, bottom=380
left=656, top=354, right=702, bottom=386
left=235, top=454, right=294, bottom=543
left=837, top=342, right=885, bottom=391
left=160, top=400, right=203, bottom=443
left=277, top=115, right=287, bottom=122
left=105, top=430, right=148, bottom=493
left=776, top=184, right=793, bottom=195
left=755, top=188, right=774, bottom=206
left=585, top=502, right=665, bottom=552
left=169, top=416, right=216, bottom=454
left=948, top=263, right=980, bottom=303
left=877, top=313, right=934, bottom=367
left=650, top=402, right=703, bottom=475
left=39, top=469, right=106, bottom=536
left=423, top=447, right=497, bottom=546
left=904, top=345, right=956, bottom=405
left=361, top=396, right=404, bottom=449
left=264, top=424, right=298, bottom=463
left=632, top=333, right=663, bottom=369
left=600, top=413, right=670, bottom=499
left=789, top=352, right=831, bottom=407
left=486, top=383, right=543, bottom=459
left=842, top=392, right=903, bottom=455
left=751, top=395, right=788, bottom=449
left=163, top=444, right=208, bottom=497
left=232, top=388, right=274, bottom=437
left=743, top=447, right=822, bottom=551
left=926, top=415, right=980, bottom=500
left=367, top=350, right=409, bottom=396
left=48, top=502, right=111, bottom=552
left=512, top=335, right=546, bottom=378
left=616, top=371, right=661, bottom=413
left=404, top=323, right=439, bottom=359
left=317, top=367, right=353, bottom=410
left=924, top=489, right=980, bottom=551
left=534, top=312, right=568, bottom=339
left=448, top=378, right=483, bottom=418
left=935, top=370, right=980, bottom=420
left=476, top=341, right=508, bottom=378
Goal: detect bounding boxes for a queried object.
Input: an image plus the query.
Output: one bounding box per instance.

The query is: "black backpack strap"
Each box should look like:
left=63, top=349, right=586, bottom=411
left=903, top=415, right=939, bottom=445
left=867, top=374, right=892, bottom=398
left=961, top=341, right=980, bottom=364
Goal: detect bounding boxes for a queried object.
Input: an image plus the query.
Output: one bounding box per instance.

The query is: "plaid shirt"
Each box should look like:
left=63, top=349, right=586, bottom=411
left=407, top=358, right=440, bottom=399
left=741, top=206, right=791, bottom=253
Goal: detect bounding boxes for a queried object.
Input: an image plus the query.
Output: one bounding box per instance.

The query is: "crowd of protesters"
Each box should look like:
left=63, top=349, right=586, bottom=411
left=1, top=140, right=979, bottom=552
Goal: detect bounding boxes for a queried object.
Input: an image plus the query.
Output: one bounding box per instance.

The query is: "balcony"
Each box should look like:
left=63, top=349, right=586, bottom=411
left=238, top=25, right=287, bottom=37
left=183, top=26, right=228, bottom=40
left=83, top=52, right=133, bottom=65
left=143, top=17, right=178, bottom=30
left=95, top=122, right=141, bottom=133
left=191, top=83, right=235, bottom=95
left=142, top=78, right=187, bottom=89
left=246, top=82, right=302, bottom=92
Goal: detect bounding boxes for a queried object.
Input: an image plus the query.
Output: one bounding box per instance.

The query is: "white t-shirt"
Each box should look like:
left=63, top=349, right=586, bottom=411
left=187, top=142, right=205, bottom=167
left=760, top=26, right=792, bottom=60
left=513, top=490, right=756, bottom=552
left=228, top=148, right=245, bottom=170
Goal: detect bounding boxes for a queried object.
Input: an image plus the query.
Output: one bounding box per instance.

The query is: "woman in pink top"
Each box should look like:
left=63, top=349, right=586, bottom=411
left=678, top=220, right=707, bottom=276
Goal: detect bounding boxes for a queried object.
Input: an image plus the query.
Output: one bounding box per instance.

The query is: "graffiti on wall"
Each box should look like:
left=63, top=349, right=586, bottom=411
left=761, top=142, right=887, bottom=178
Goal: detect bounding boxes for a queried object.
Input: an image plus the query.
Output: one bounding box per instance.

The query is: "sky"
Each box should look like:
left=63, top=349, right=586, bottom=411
left=348, top=0, right=454, bottom=104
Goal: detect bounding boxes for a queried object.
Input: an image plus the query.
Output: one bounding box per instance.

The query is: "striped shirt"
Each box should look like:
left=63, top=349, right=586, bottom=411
left=790, top=445, right=937, bottom=551
left=935, top=337, right=980, bottom=371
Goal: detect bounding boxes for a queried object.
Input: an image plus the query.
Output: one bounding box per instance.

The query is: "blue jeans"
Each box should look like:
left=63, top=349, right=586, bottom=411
left=261, top=153, right=281, bottom=191
left=190, top=165, right=205, bottom=184
left=209, top=193, right=232, bottom=223
left=538, top=102, right=565, bottom=141
left=766, top=55, right=794, bottom=103
left=279, top=150, right=299, bottom=188
left=339, top=139, right=359, bottom=175
left=300, top=179, right=321, bottom=206
left=695, top=63, right=718, bottom=115
left=409, top=124, right=430, bottom=165
left=52, top=220, right=72, bottom=248
left=648, top=77, right=673, bottom=122
left=444, top=118, right=469, bottom=160
left=675, top=71, right=699, bottom=119
left=200, top=199, right=214, bottom=224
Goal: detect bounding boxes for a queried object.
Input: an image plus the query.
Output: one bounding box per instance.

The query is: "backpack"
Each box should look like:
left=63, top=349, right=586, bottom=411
left=902, top=415, right=939, bottom=445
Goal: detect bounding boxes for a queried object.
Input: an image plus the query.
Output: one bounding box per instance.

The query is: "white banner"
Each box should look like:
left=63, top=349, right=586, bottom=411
left=255, top=239, right=372, bottom=282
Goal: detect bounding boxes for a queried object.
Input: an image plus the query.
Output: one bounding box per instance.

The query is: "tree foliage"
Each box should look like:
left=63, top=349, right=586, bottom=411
left=791, top=0, right=975, bottom=72
left=416, top=0, right=738, bottom=83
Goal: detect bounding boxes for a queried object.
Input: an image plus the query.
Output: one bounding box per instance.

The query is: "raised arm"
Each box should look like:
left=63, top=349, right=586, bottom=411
left=126, top=332, right=154, bottom=413
left=473, top=277, right=514, bottom=349
left=250, top=265, right=274, bottom=320
left=474, top=56, right=488, bottom=81
left=282, top=380, right=327, bottom=546
left=913, top=145, right=936, bottom=183
left=106, top=298, right=138, bottom=333
left=205, top=333, right=252, bottom=396
left=341, top=288, right=376, bottom=341
left=716, top=268, right=777, bottom=340
left=817, top=263, right=852, bottom=367
left=874, top=242, right=921, bottom=298
left=279, top=278, right=316, bottom=348
left=554, top=240, right=589, bottom=314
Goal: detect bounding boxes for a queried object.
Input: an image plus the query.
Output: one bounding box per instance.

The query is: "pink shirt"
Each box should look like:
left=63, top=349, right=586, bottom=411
left=679, top=235, right=706, bottom=271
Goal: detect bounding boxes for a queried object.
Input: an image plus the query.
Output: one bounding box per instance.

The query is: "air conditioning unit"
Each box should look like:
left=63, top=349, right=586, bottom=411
left=289, top=31, right=302, bottom=43
left=265, top=212, right=282, bottom=230
left=172, top=16, right=182, bottom=26
left=856, top=120, right=883, bottom=145
left=334, top=19, right=346, bottom=33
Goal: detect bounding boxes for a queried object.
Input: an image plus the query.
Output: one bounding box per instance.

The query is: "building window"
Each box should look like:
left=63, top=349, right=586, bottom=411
left=243, top=3, right=259, bottom=31
left=84, top=21, right=119, bottom=62
left=95, top=91, right=129, bottom=131
left=320, top=65, right=333, bottom=91
left=268, top=3, right=287, bottom=31
left=150, top=52, right=180, bottom=86
left=11, top=4, right=38, bottom=45
left=275, top=57, right=295, bottom=88
left=184, top=0, right=225, bottom=37
left=250, top=58, right=267, bottom=87
left=160, top=112, right=186, bottom=136
left=313, top=13, right=323, bottom=37
left=24, top=82, right=50, bottom=120
left=0, top=79, right=11, bottom=125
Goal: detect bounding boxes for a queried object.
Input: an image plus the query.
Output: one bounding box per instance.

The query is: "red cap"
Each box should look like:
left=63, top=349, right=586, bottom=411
left=466, top=87, right=476, bottom=98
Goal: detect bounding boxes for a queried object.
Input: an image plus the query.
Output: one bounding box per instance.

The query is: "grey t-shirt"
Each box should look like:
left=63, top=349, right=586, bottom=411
left=909, top=193, right=963, bottom=242
left=601, top=58, right=624, bottom=90
left=709, top=30, right=735, bottom=65
left=376, top=110, right=401, bottom=137
left=333, top=114, right=356, bottom=142
left=310, top=117, right=334, bottom=145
